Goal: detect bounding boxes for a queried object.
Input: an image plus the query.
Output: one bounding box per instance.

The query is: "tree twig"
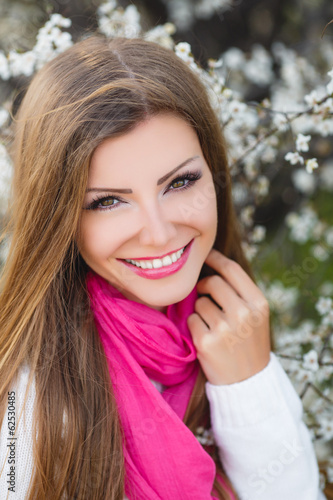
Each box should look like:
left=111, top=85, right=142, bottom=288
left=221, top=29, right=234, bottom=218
left=229, top=94, right=332, bottom=169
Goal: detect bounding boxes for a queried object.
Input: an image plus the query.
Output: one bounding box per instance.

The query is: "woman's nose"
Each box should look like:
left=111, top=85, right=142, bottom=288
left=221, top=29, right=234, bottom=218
left=138, top=202, right=177, bottom=247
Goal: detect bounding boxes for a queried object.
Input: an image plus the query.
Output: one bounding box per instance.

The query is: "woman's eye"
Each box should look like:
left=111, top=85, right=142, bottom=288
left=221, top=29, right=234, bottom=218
left=167, top=170, right=202, bottom=192
left=84, top=196, right=121, bottom=211
left=100, top=198, right=118, bottom=207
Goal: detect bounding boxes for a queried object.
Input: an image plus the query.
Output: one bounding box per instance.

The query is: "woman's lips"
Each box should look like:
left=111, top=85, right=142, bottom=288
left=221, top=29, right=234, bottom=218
left=117, top=239, right=194, bottom=280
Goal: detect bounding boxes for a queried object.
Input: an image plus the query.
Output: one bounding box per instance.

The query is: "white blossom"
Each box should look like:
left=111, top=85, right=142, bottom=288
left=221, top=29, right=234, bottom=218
left=249, top=225, right=266, bottom=243
left=222, top=87, right=233, bottom=99
left=312, top=221, right=327, bottom=241
left=262, top=281, right=299, bottom=313
left=50, top=29, right=72, bottom=52
left=295, top=368, right=315, bottom=383
left=316, top=97, right=333, bottom=114
left=195, top=426, right=215, bottom=445
left=292, top=169, right=316, bottom=194
left=316, top=297, right=332, bottom=315
left=302, top=350, right=319, bottom=372
left=144, top=24, right=175, bottom=49
left=285, top=208, right=318, bottom=244
left=240, top=205, right=254, bottom=227
left=0, top=51, right=10, bottom=80
left=318, top=416, right=333, bottom=440
left=305, top=158, right=319, bottom=173
left=317, top=364, right=333, bottom=383
left=327, top=464, right=333, bottom=483
left=98, top=0, right=117, bottom=16
left=241, top=241, right=258, bottom=261
left=160, top=0, right=194, bottom=30
left=98, top=3, right=141, bottom=38
left=231, top=182, right=248, bottom=205
left=8, top=50, right=37, bottom=78
left=324, top=227, right=333, bottom=247
left=48, top=13, right=72, bottom=29
left=285, top=151, right=304, bottom=165
left=223, top=47, right=245, bottom=70
left=304, top=89, right=322, bottom=107
left=316, top=118, right=333, bottom=136
left=322, top=309, right=333, bottom=327
left=244, top=161, right=258, bottom=181
left=208, top=57, right=223, bottom=69
left=0, top=108, right=9, bottom=128
left=273, top=113, right=289, bottom=132
left=175, top=42, right=194, bottom=64
left=0, top=143, right=13, bottom=216
left=296, top=133, right=311, bottom=152
left=243, top=45, right=273, bottom=86
left=312, top=244, right=329, bottom=261
left=228, top=99, right=247, bottom=116
left=253, top=175, right=269, bottom=197
left=261, top=145, right=277, bottom=163
left=327, top=68, right=333, bottom=95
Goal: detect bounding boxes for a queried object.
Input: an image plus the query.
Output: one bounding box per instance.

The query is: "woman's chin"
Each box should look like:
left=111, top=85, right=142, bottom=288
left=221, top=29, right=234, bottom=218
left=120, top=282, right=198, bottom=311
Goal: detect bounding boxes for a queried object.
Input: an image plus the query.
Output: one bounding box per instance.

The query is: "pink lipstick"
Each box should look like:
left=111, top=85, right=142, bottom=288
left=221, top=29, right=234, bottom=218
left=117, top=239, right=194, bottom=280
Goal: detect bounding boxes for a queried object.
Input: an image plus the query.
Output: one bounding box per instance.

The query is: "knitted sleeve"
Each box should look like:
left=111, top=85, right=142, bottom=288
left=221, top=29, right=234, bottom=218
left=205, top=351, right=327, bottom=500
left=0, top=364, right=36, bottom=499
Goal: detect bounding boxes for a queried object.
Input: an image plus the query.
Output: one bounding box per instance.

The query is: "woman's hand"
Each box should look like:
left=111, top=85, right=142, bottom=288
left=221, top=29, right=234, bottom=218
left=187, top=249, right=271, bottom=385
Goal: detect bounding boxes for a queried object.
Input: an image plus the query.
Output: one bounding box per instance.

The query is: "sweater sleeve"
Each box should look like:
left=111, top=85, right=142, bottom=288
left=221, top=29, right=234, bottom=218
left=0, top=364, right=36, bottom=499
left=205, top=351, right=327, bottom=500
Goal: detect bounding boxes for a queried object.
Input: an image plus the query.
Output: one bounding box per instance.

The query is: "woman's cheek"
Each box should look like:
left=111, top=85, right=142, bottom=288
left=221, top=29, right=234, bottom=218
left=78, top=216, right=115, bottom=261
left=181, top=182, right=217, bottom=231
left=178, top=182, right=217, bottom=226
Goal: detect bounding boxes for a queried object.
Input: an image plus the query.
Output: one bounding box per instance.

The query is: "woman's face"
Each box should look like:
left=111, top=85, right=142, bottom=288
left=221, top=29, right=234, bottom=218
left=77, top=113, right=218, bottom=312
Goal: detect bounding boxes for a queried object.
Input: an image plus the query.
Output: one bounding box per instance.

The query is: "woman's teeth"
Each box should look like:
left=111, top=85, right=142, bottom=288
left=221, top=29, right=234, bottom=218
left=125, top=246, right=186, bottom=269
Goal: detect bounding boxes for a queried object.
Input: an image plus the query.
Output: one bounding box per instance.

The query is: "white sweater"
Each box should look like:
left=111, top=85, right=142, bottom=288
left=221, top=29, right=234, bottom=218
left=0, top=352, right=327, bottom=500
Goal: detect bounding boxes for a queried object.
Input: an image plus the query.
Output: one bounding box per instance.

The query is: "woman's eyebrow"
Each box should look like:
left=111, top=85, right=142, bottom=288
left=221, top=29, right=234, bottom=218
left=86, top=155, right=200, bottom=194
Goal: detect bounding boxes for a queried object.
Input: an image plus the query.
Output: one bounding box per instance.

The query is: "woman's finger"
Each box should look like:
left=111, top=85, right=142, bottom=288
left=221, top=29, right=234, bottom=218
left=204, top=249, right=264, bottom=305
left=193, top=295, right=227, bottom=331
left=187, top=312, right=208, bottom=348
left=196, top=274, right=243, bottom=312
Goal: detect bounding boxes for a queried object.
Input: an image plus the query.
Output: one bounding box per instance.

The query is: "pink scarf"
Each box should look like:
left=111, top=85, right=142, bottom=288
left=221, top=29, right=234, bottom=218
left=86, top=271, right=234, bottom=499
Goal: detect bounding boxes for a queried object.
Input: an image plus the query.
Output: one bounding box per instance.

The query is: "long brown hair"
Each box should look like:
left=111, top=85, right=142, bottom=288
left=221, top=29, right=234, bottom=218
left=0, top=35, right=253, bottom=499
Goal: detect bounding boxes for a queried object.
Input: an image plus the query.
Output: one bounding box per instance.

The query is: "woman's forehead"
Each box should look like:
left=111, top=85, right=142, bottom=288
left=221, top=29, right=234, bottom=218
left=87, top=114, right=202, bottom=185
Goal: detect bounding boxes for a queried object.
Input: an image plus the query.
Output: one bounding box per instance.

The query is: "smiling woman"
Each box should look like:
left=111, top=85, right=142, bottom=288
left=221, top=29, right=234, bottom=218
left=0, top=35, right=325, bottom=500
left=77, top=114, right=217, bottom=310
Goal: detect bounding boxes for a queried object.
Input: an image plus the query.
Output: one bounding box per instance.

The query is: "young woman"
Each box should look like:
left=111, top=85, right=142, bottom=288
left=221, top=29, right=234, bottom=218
left=0, top=36, right=326, bottom=499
